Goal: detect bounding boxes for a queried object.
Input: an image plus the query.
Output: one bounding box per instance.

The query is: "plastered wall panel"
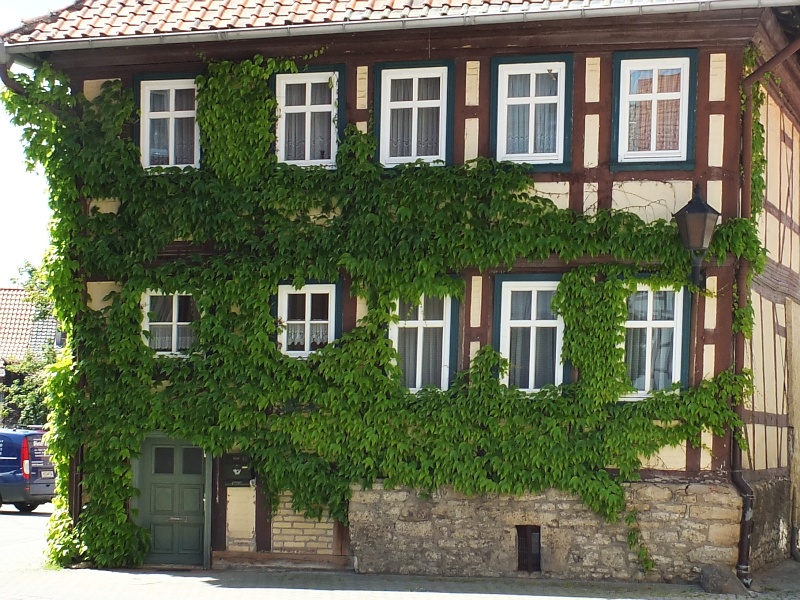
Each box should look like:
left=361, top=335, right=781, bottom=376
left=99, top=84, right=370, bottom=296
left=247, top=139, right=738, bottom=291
left=465, top=61, right=480, bottom=106
left=356, top=66, right=368, bottom=110
left=585, top=57, right=601, bottom=103
left=708, top=54, right=726, bottom=102
left=706, top=181, right=723, bottom=216
left=584, top=114, right=599, bottom=168
left=700, top=431, right=714, bottom=471
left=227, top=487, right=256, bottom=551
left=534, top=182, right=570, bottom=211
left=87, top=282, right=121, bottom=311
left=707, top=115, right=724, bottom=168
left=84, top=79, right=115, bottom=101
left=642, top=443, right=686, bottom=471
left=583, top=182, right=598, bottom=215
left=704, top=276, right=717, bottom=330
left=464, top=118, right=479, bottom=161
left=611, top=181, right=692, bottom=223
left=761, top=299, right=777, bottom=416
left=89, top=198, right=121, bottom=214
left=750, top=293, right=765, bottom=413
left=754, top=424, right=768, bottom=471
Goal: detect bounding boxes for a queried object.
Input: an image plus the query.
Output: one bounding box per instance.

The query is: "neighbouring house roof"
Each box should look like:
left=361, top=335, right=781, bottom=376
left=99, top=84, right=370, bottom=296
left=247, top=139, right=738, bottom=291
left=1, top=0, right=795, bottom=49
left=0, top=288, right=59, bottom=364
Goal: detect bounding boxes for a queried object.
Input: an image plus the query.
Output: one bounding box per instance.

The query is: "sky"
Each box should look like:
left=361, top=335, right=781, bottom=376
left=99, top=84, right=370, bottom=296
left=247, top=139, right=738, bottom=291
left=0, top=1, right=75, bottom=287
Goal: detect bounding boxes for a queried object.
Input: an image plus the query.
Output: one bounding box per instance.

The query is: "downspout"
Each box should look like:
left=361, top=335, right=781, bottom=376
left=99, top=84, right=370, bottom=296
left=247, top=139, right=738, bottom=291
left=735, top=34, right=800, bottom=585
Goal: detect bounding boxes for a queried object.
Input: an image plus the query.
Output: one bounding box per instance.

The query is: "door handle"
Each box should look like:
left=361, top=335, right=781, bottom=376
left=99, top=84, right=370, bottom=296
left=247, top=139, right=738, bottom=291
left=167, top=516, right=188, bottom=522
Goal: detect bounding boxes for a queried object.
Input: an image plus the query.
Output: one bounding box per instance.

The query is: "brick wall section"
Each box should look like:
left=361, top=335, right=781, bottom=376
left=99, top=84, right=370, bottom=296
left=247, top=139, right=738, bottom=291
left=271, top=492, right=335, bottom=554
left=749, top=477, right=792, bottom=569
left=349, top=483, right=742, bottom=582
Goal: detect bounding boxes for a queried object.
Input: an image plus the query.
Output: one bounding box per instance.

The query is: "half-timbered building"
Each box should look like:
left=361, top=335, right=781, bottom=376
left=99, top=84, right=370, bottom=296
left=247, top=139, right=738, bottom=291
left=2, top=0, right=799, bottom=584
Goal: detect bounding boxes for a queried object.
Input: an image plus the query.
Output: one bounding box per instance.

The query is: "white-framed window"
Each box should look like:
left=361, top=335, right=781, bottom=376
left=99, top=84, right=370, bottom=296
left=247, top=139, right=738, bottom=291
left=496, top=62, right=566, bottom=163
left=380, top=66, right=448, bottom=165
left=388, top=295, right=453, bottom=391
left=276, top=72, right=338, bottom=166
left=498, top=281, right=564, bottom=392
left=277, top=284, right=336, bottom=357
left=617, top=57, right=691, bottom=163
left=140, top=80, right=199, bottom=168
left=623, top=285, right=684, bottom=398
left=142, top=292, right=199, bottom=355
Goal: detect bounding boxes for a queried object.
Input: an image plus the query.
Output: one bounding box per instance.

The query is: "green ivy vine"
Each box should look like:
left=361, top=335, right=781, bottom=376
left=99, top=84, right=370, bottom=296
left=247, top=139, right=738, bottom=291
left=1, top=54, right=761, bottom=569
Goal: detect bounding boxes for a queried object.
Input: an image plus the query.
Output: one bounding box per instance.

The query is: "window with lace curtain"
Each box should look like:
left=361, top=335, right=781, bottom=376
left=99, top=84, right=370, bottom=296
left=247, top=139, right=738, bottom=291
left=142, top=292, right=199, bottom=355
left=623, top=286, right=684, bottom=398
left=388, top=295, right=455, bottom=391
left=277, top=284, right=336, bottom=357
left=495, top=61, right=567, bottom=164
left=497, top=280, right=564, bottom=392
left=276, top=72, right=338, bottom=166
left=140, top=80, right=199, bottom=168
left=379, top=65, right=449, bottom=165
left=616, top=56, right=692, bottom=163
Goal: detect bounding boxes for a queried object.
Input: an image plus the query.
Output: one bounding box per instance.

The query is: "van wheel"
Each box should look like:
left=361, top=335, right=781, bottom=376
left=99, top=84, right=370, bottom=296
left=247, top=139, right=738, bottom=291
left=14, top=503, right=38, bottom=513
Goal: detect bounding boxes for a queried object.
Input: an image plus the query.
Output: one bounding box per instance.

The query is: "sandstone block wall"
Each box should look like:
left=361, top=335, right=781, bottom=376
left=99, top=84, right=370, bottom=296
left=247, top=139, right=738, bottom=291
left=271, top=492, right=336, bottom=554
left=749, top=477, right=791, bottom=569
left=349, top=483, right=742, bottom=582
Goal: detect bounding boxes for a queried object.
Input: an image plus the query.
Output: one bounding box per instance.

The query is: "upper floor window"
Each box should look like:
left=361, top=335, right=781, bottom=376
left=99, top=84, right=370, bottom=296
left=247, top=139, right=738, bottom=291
left=388, top=295, right=455, bottom=391
left=276, top=72, right=338, bottom=166
left=277, top=284, right=336, bottom=358
left=142, top=292, right=198, bottom=355
left=496, top=61, right=567, bottom=164
left=617, top=56, right=691, bottom=163
left=624, top=286, right=684, bottom=398
left=379, top=66, right=449, bottom=166
left=140, top=80, right=199, bottom=168
left=497, top=280, right=564, bottom=392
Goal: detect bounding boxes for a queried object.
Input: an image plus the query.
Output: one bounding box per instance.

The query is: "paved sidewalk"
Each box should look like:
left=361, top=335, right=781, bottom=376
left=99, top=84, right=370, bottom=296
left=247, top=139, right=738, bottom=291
left=2, top=505, right=798, bottom=600
left=3, top=555, right=799, bottom=600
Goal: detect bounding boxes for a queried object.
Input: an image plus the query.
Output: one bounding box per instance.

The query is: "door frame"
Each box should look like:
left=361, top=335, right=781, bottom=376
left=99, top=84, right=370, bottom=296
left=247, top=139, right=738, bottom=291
left=131, top=432, right=212, bottom=568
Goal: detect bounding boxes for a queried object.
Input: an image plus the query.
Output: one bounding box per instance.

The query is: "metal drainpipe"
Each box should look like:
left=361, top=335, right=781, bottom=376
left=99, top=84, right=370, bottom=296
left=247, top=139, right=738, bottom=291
left=734, top=35, right=800, bottom=585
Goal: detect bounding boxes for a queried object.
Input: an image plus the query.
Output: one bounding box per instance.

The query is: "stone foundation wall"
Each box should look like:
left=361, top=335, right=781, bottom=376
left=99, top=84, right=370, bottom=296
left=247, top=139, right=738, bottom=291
left=749, top=476, right=791, bottom=569
left=349, top=483, right=742, bottom=582
left=271, top=492, right=336, bottom=554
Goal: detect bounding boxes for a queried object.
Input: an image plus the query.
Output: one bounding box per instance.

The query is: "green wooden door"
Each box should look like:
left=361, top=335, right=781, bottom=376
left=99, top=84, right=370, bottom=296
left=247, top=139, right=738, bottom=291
left=139, top=437, right=206, bottom=565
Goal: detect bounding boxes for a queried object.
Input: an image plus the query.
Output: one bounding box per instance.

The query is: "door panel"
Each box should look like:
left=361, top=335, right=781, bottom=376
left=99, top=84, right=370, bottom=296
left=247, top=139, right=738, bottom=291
left=139, top=437, right=205, bottom=565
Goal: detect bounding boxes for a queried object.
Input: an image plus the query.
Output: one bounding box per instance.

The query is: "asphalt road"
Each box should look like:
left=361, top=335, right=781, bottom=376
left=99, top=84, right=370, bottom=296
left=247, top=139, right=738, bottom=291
left=1, top=503, right=799, bottom=600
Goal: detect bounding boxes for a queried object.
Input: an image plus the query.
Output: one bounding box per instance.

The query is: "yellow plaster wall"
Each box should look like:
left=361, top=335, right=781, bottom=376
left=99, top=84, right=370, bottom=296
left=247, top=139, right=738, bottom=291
left=356, top=66, right=368, bottom=110
left=585, top=57, right=601, bottom=104
left=708, top=53, right=727, bottom=102
left=642, top=442, right=686, bottom=471
left=611, top=180, right=692, bottom=223
left=786, top=299, right=800, bottom=536
left=86, top=282, right=121, bottom=311
left=583, top=182, right=598, bottom=215
left=83, top=79, right=116, bottom=101
left=533, top=181, right=570, bottom=211
left=465, top=61, right=480, bottom=106
left=226, top=486, right=256, bottom=552
left=464, top=118, right=479, bottom=161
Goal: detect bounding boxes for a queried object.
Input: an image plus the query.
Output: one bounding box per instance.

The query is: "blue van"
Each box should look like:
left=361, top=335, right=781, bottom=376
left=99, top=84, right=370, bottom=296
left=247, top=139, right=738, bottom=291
left=0, top=428, right=56, bottom=512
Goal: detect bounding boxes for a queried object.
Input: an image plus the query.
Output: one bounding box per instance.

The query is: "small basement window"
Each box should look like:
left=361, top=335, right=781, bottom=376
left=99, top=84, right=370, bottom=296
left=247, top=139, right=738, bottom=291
left=517, top=524, right=542, bottom=572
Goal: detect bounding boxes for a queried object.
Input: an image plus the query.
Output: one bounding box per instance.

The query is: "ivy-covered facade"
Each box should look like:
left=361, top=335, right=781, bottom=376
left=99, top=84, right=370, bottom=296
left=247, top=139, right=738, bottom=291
left=1, top=0, right=799, bottom=584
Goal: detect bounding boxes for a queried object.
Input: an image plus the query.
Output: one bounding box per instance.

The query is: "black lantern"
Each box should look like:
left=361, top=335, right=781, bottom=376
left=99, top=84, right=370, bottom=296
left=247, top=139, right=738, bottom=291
left=673, top=183, right=721, bottom=288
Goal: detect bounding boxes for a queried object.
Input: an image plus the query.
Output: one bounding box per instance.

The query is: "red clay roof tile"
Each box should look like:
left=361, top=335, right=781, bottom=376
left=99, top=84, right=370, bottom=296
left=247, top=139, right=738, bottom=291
left=1, top=0, right=725, bottom=45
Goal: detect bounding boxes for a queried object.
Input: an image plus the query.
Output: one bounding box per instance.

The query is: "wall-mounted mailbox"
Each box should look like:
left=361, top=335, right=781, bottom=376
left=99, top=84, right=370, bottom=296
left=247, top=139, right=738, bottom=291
left=222, top=453, right=252, bottom=487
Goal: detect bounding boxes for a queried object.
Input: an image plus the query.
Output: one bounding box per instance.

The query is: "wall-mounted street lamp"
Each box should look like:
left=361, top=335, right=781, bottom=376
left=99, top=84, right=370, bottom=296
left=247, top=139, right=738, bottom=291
left=673, top=184, right=721, bottom=289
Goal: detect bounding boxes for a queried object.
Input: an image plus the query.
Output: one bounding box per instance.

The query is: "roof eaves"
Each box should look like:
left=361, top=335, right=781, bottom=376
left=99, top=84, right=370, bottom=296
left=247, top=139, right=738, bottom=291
left=0, top=0, right=786, bottom=56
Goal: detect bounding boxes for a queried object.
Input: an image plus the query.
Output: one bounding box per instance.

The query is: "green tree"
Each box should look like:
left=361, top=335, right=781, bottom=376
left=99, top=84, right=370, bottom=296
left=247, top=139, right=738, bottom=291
left=0, top=348, right=54, bottom=427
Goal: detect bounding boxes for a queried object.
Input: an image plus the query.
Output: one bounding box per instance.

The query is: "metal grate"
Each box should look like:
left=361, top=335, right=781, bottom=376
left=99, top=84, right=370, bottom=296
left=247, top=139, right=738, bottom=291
left=516, top=525, right=542, bottom=572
